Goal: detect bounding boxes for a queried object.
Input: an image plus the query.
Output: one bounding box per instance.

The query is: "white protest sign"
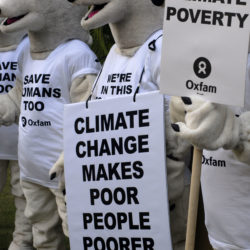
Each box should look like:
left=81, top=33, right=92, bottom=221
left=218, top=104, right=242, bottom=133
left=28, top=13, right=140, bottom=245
left=64, top=91, right=172, bottom=250
left=160, top=0, right=250, bottom=107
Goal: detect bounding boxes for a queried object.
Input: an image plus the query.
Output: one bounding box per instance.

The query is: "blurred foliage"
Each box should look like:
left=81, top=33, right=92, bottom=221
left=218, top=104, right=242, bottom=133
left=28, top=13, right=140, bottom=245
left=90, top=25, right=114, bottom=64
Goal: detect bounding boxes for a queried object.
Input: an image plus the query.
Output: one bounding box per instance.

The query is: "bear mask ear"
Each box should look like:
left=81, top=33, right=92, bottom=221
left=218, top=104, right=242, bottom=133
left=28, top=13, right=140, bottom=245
left=151, top=0, right=164, bottom=6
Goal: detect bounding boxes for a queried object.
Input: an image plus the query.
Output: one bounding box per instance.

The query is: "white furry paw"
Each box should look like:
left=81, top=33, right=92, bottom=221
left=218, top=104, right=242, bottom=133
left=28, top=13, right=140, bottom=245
left=233, top=112, right=250, bottom=164
left=49, top=152, right=65, bottom=192
left=170, top=96, right=240, bottom=150
left=0, top=94, right=17, bottom=126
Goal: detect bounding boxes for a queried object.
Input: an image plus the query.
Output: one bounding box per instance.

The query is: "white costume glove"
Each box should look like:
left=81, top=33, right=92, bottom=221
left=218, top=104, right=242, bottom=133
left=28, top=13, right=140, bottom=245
left=170, top=96, right=250, bottom=164
left=233, top=112, right=250, bottom=164
left=0, top=80, right=22, bottom=126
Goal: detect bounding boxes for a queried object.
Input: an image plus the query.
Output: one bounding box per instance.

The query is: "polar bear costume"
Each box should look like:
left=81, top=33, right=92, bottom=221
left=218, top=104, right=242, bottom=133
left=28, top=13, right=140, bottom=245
left=0, top=21, right=33, bottom=250
left=170, top=52, right=250, bottom=248
left=51, top=0, right=192, bottom=249
left=0, top=1, right=101, bottom=249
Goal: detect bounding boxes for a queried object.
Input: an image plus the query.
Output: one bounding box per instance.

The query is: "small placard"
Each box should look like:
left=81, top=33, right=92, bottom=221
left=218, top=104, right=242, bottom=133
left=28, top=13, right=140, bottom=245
left=160, top=0, right=250, bottom=106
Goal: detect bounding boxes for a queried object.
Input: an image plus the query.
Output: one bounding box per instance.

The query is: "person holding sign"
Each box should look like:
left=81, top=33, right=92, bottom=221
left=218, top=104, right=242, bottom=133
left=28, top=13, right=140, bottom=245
left=0, top=1, right=101, bottom=249
left=50, top=0, right=192, bottom=249
left=0, top=24, right=33, bottom=250
left=170, top=52, right=250, bottom=249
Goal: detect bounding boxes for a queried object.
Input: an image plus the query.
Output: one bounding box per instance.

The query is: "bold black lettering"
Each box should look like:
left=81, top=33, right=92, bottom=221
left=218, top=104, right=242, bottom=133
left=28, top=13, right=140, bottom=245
left=111, top=137, right=123, bottom=155
left=124, top=136, right=137, bottom=154
left=75, top=118, right=84, bottom=134
left=138, top=135, right=149, bottom=153
left=117, top=213, right=128, bottom=230
left=143, top=238, right=155, bottom=250
left=104, top=214, right=116, bottom=230
left=119, top=237, right=130, bottom=250
left=83, top=237, right=92, bottom=249
left=238, top=13, right=249, bottom=28
left=140, top=212, right=151, bottom=230
left=139, top=109, right=150, bottom=127
left=128, top=213, right=139, bottom=230
left=94, top=237, right=105, bottom=249
left=90, top=188, right=100, bottom=205
left=133, top=161, right=144, bottom=179
left=236, top=0, right=246, bottom=5
left=83, top=213, right=92, bottom=229
left=76, top=141, right=86, bottom=158
left=94, top=214, right=104, bottom=230
left=101, top=188, right=113, bottom=205
left=97, top=164, right=109, bottom=180
left=107, top=237, right=119, bottom=250
left=201, top=10, right=212, bottom=25
left=101, top=114, right=114, bottom=131
left=166, top=7, right=177, bottom=20
left=82, top=164, right=95, bottom=181
left=127, top=187, right=139, bottom=205
left=177, top=8, right=189, bottom=22
left=108, top=162, right=121, bottom=180
left=115, top=112, right=127, bottom=130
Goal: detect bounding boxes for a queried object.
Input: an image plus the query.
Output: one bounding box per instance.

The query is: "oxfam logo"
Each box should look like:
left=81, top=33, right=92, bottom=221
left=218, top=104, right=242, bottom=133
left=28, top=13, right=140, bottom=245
left=21, top=117, right=27, bottom=127
left=193, top=57, right=212, bottom=79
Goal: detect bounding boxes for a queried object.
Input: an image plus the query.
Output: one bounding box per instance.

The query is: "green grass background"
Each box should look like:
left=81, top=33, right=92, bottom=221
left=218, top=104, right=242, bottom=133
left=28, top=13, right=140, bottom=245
left=0, top=170, right=15, bottom=250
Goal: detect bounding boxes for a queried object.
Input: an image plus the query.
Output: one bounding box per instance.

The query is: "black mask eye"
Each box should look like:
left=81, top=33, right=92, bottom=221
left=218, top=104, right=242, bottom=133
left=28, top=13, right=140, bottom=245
left=151, top=0, right=164, bottom=6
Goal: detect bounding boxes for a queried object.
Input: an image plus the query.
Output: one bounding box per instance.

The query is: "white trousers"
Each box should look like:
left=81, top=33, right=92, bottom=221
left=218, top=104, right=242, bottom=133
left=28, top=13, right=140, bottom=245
left=20, top=180, right=66, bottom=250
left=0, top=160, right=34, bottom=250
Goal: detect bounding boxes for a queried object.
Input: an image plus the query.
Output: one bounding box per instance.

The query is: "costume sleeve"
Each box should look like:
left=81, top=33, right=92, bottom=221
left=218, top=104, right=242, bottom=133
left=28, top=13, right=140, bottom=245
left=70, top=74, right=97, bottom=103
left=15, top=36, right=29, bottom=83
left=66, top=41, right=101, bottom=83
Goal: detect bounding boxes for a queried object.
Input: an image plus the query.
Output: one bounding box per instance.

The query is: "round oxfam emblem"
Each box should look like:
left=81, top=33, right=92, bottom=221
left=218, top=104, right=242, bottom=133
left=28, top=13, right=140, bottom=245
left=193, top=57, right=212, bottom=79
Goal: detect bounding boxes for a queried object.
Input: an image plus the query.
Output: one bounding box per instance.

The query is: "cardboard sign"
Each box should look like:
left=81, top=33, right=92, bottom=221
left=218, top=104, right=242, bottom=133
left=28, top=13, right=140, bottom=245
left=160, top=0, right=250, bottom=107
left=64, top=91, right=172, bottom=250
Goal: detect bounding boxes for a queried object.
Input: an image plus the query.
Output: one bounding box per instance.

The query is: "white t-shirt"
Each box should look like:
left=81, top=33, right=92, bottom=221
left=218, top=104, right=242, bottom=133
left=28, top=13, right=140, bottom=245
left=17, top=39, right=101, bottom=188
left=0, top=37, right=27, bottom=160
left=201, top=54, right=250, bottom=250
left=92, top=30, right=170, bottom=106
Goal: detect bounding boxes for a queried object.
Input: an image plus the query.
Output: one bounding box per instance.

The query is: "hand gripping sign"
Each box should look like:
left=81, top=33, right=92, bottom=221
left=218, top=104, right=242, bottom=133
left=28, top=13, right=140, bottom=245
left=63, top=91, right=172, bottom=250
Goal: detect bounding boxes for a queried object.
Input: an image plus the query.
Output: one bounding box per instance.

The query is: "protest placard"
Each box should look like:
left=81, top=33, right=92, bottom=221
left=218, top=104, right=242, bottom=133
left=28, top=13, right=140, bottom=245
left=64, top=91, right=172, bottom=250
left=160, top=0, right=250, bottom=106
left=160, top=1, right=250, bottom=249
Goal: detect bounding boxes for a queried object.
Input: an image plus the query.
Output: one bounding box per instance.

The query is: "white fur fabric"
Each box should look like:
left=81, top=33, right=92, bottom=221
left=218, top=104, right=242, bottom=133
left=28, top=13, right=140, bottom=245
left=233, top=111, right=250, bottom=164
left=170, top=96, right=250, bottom=164
left=170, top=96, right=240, bottom=150
left=0, top=79, right=22, bottom=126
left=0, top=18, right=26, bottom=51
